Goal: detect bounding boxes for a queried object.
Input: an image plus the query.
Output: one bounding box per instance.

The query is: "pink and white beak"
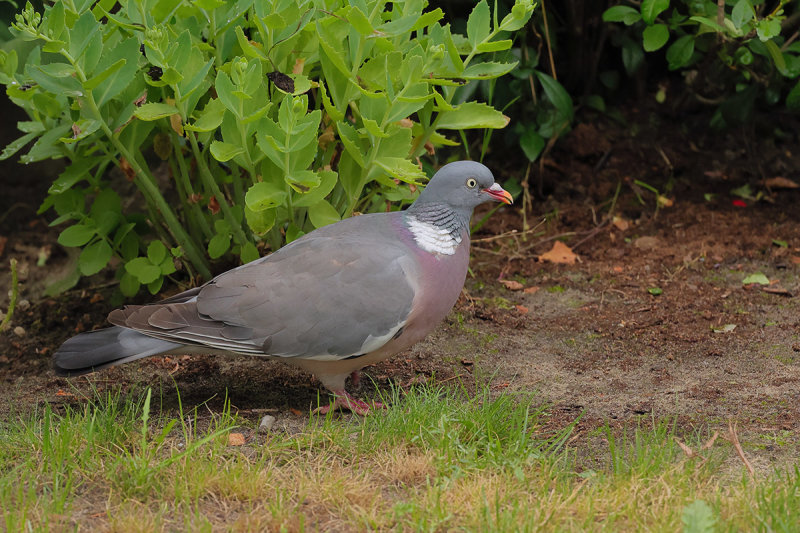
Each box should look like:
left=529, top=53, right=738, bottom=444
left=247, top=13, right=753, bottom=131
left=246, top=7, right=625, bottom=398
left=482, top=183, right=513, bottom=205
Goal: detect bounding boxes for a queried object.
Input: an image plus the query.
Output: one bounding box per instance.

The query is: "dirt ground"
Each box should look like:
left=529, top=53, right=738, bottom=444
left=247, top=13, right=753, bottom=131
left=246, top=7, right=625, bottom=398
left=1, top=101, right=799, bottom=470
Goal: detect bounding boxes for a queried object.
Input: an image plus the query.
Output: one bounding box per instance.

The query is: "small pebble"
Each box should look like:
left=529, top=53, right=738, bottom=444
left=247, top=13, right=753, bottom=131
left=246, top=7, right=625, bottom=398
left=258, top=414, right=276, bottom=434
left=13, top=326, right=25, bottom=337
left=17, top=299, right=30, bottom=311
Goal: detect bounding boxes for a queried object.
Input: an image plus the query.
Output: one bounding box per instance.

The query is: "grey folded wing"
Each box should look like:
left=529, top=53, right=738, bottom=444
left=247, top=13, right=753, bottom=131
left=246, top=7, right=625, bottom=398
left=109, top=234, right=418, bottom=361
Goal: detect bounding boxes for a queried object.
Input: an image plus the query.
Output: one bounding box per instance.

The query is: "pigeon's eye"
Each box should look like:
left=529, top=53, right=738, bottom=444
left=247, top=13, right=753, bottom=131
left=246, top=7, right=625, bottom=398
left=466, top=178, right=477, bottom=188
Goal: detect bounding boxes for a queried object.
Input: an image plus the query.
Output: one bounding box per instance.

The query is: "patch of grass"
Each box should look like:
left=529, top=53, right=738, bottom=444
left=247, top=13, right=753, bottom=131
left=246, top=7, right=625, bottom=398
left=485, top=296, right=515, bottom=310
left=1, top=384, right=800, bottom=530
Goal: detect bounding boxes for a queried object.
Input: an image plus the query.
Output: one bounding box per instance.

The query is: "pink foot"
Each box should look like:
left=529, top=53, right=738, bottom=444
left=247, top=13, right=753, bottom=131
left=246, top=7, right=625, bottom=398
left=313, top=390, right=385, bottom=416
left=350, top=370, right=361, bottom=388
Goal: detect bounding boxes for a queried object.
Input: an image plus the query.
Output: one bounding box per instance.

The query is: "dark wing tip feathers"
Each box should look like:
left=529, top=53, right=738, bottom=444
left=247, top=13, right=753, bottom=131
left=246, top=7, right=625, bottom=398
left=52, top=326, right=178, bottom=377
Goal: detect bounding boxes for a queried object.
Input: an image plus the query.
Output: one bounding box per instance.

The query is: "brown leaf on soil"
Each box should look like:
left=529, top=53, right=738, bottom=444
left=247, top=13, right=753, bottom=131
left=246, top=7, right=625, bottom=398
left=792, top=256, right=800, bottom=264
left=612, top=216, right=630, bottom=231
left=704, top=170, right=728, bottom=179
left=657, top=195, right=674, bottom=208
left=762, top=285, right=793, bottom=297
left=763, top=176, right=799, bottom=189
left=228, top=433, right=245, bottom=446
left=633, top=236, right=660, bottom=250
left=539, top=241, right=578, bottom=264
left=289, top=408, right=303, bottom=416
left=500, top=280, right=524, bottom=291
left=523, top=285, right=540, bottom=294
left=515, top=305, right=529, bottom=314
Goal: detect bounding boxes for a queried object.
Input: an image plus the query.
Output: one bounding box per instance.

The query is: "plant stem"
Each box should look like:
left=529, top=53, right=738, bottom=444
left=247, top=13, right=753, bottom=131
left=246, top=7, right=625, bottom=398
left=96, top=129, right=212, bottom=279
left=172, top=137, right=213, bottom=240
left=0, top=259, right=18, bottom=331
left=186, top=131, right=252, bottom=250
left=65, top=46, right=212, bottom=279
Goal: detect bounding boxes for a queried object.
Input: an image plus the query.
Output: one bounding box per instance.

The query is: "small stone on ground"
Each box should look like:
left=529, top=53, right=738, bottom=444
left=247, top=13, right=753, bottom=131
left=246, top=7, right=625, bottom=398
left=258, top=414, right=276, bottom=434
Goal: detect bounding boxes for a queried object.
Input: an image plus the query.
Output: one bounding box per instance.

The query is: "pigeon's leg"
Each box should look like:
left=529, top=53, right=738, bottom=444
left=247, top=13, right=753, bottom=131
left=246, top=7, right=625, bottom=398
left=349, top=370, right=361, bottom=388
left=313, top=390, right=385, bottom=416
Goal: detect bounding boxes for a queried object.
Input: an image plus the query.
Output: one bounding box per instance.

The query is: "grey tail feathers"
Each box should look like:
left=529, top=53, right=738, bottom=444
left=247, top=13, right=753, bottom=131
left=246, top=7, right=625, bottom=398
left=53, top=326, right=183, bottom=377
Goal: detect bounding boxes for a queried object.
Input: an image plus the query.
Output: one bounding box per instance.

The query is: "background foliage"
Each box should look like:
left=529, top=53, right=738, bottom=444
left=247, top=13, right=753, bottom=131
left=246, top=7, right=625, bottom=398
left=0, top=0, right=534, bottom=295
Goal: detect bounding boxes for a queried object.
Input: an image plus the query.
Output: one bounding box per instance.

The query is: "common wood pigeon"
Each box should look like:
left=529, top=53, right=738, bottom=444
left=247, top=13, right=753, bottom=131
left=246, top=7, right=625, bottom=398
left=53, top=161, right=512, bottom=414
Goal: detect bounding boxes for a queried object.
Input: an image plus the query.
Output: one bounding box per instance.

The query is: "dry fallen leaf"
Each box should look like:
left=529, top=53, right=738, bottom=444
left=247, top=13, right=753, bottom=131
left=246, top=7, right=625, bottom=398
left=515, top=305, right=529, bottom=314
left=763, top=176, right=799, bottom=189
left=792, top=256, right=800, bottom=265
left=657, top=195, right=674, bottom=208
left=228, top=433, right=245, bottom=446
left=674, top=437, right=695, bottom=458
left=703, top=170, right=728, bottom=179
left=523, top=286, right=540, bottom=294
left=612, top=216, right=630, bottom=231
left=538, top=241, right=579, bottom=264
left=208, top=195, right=221, bottom=215
left=500, top=280, right=524, bottom=291
left=762, top=285, right=793, bottom=297
left=633, top=236, right=660, bottom=250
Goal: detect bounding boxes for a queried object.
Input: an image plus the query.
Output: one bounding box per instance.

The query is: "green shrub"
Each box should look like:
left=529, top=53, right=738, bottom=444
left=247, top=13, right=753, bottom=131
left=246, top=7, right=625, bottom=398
left=603, top=0, right=800, bottom=126
left=0, top=0, right=534, bottom=295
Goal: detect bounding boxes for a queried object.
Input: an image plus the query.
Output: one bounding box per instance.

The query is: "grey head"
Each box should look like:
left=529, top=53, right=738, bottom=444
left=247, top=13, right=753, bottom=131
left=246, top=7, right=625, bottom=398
left=411, top=161, right=512, bottom=215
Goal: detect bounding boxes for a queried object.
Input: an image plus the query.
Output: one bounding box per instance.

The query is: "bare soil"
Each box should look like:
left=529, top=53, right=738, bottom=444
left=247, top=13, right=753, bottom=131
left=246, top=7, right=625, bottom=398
left=1, top=102, right=799, bottom=470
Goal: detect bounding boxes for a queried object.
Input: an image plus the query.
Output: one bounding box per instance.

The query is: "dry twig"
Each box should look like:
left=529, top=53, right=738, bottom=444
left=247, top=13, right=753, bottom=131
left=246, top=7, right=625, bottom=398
left=725, top=421, right=755, bottom=478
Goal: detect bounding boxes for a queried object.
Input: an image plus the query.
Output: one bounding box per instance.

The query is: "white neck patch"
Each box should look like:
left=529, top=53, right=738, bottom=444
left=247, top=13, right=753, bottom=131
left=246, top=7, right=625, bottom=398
left=407, top=216, right=462, bottom=255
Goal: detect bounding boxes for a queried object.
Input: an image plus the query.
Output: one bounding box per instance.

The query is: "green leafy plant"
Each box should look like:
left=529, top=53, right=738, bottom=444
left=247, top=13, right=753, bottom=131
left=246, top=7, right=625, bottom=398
left=0, top=0, right=535, bottom=295
left=467, top=0, right=574, bottom=204
left=603, top=0, right=800, bottom=126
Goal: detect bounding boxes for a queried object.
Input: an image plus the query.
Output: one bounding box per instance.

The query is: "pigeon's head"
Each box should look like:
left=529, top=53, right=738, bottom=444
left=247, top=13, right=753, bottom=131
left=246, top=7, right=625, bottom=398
left=415, top=161, right=512, bottom=211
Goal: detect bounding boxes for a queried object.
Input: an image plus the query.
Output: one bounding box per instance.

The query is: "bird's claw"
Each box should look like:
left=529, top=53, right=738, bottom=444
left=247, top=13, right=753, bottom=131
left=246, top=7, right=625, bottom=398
left=313, top=390, right=385, bottom=416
